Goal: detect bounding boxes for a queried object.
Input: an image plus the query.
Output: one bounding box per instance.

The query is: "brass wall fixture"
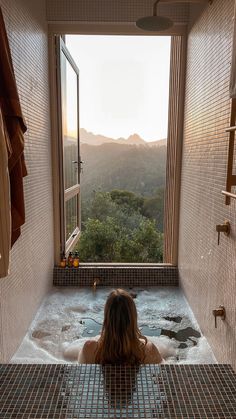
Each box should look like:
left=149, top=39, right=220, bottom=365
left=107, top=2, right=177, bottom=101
left=216, top=220, right=230, bottom=245
left=212, top=306, right=226, bottom=328
left=92, top=278, right=101, bottom=292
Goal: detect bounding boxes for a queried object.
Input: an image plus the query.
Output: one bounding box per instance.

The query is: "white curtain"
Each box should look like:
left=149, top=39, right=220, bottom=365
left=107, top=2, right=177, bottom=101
left=230, top=1, right=236, bottom=98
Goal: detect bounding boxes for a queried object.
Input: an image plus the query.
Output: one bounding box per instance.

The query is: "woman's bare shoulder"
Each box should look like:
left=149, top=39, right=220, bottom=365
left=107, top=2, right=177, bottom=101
left=78, top=339, right=98, bottom=364
left=144, top=339, right=162, bottom=364
left=84, top=339, right=98, bottom=348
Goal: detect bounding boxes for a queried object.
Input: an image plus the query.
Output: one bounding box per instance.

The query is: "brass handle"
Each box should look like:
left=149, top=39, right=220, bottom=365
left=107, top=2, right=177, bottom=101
left=80, top=160, right=84, bottom=174
left=212, top=306, right=226, bottom=328
left=216, top=221, right=230, bottom=245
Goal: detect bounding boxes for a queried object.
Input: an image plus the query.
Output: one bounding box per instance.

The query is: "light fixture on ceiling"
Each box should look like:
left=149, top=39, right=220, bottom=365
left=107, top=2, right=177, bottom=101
left=136, top=0, right=173, bottom=32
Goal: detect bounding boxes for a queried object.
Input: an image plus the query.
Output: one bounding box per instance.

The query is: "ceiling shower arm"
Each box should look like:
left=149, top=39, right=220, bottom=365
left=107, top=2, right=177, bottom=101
left=136, top=0, right=173, bottom=31
left=153, top=0, right=161, bottom=16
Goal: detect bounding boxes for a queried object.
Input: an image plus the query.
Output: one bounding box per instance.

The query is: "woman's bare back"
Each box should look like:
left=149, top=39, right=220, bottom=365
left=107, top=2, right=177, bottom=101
left=78, top=337, right=162, bottom=364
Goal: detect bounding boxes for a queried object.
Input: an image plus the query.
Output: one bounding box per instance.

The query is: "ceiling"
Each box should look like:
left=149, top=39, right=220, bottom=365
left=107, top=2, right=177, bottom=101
left=46, top=0, right=211, bottom=38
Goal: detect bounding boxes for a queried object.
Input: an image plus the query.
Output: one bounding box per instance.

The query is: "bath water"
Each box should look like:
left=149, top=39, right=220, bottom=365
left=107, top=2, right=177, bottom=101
left=12, top=287, right=216, bottom=364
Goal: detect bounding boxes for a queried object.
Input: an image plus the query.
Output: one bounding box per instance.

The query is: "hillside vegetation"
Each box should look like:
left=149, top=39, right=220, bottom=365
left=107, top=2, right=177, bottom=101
left=65, top=130, right=167, bottom=262
left=80, top=142, right=166, bottom=198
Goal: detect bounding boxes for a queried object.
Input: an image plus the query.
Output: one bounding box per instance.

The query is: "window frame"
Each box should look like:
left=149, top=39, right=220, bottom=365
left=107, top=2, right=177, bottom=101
left=55, top=36, right=81, bottom=255
left=49, top=28, right=187, bottom=265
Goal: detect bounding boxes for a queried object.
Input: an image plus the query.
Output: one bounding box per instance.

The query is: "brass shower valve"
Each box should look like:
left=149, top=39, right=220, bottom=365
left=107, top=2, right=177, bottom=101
left=212, top=306, right=226, bottom=328
left=216, top=220, right=230, bottom=245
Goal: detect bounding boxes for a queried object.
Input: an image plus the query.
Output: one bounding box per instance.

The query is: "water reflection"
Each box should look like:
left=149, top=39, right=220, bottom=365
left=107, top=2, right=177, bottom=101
left=102, top=365, right=139, bottom=412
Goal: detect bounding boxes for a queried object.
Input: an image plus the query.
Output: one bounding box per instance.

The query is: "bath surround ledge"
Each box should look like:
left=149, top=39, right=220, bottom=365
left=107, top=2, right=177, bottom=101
left=0, top=364, right=235, bottom=418
left=53, top=264, right=179, bottom=286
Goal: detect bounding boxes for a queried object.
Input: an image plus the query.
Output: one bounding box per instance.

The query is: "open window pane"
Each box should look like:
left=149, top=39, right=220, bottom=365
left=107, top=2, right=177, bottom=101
left=60, top=52, right=79, bottom=190
left=56, top=37, right=81, bottom=253
left=66, top=195, right=78, bottom=241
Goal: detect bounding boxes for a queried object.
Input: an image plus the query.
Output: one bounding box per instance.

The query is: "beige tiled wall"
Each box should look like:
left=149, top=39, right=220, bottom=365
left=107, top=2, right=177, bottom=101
left=0, top=0, right=53, bottom=362
left=179, top=0, right=236, bottom=369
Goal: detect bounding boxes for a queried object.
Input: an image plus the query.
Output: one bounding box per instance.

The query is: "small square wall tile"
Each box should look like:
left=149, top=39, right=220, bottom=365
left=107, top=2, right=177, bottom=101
left=53, top=265, right=179, bottom=286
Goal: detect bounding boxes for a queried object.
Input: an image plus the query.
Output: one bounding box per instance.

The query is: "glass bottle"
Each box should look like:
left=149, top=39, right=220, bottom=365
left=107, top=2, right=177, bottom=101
left=73, top=251, right=80, bottom=268
left=67, top=252, right=74, bottom=268
left=59, top=252, right=67, bottom=268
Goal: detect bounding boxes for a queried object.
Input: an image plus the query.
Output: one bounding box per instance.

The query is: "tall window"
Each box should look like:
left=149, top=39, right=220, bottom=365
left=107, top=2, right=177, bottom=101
left=64, top=35, right=171, bottom=263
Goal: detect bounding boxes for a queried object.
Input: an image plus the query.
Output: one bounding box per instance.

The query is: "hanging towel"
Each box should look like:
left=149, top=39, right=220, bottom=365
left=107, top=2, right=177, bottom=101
left=0, top=6, right=27, bottom=247
left=0, top=107, right=11, bottom=278
left=230, top=1, right=236, bottom=98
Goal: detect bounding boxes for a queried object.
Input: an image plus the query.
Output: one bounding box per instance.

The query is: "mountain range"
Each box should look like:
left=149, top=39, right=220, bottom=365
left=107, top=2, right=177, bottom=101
left=79, top=128, right=166, bottom=147
left=64, top=129, right=167, bottom=200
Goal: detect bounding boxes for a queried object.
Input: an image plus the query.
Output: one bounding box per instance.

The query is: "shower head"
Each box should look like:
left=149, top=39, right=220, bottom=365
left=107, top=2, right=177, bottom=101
left=136, top=15, right=173, bottom=31
left=136, top=0, right=173, bottom=32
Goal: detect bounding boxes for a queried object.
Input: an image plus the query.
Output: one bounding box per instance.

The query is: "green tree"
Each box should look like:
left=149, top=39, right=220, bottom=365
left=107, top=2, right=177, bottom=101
left=142, top=188, right=164, bottom=232
left=77, top=217, right=120, bottom=262
left=132, top=219, right=163, bottom=262
left=76, top=191, right=163, bottom=262
left=110, top=189, right=144, bottom=213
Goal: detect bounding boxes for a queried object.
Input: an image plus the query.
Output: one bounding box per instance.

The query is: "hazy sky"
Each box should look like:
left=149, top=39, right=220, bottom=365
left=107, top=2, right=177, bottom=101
left=66, top=35, right=171, bottom=142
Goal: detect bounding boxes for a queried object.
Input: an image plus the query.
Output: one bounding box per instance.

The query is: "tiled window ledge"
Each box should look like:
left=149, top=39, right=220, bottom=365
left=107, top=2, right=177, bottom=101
left=1, top=364, right=236, bottom=418
left=53, top=264, right=179, bottom=286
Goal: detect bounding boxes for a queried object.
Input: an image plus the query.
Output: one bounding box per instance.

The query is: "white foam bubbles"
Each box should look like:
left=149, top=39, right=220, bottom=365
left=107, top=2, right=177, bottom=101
left=11, top=286, right=216, bottom=365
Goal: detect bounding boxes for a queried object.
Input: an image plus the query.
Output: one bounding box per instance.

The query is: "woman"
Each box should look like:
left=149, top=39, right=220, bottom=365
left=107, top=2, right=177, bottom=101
left=78, top=288, right=162, bottom=364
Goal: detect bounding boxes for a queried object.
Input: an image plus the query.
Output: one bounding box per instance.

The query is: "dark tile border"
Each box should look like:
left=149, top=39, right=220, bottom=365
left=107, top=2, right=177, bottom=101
left=0, top=364, right=236, bottom=418
left=53, top=265, right=179, bottom=286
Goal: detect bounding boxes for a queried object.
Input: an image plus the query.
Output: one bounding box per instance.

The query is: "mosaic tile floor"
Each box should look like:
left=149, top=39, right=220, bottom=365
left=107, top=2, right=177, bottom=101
left=0, top=364, right=236, bottom=418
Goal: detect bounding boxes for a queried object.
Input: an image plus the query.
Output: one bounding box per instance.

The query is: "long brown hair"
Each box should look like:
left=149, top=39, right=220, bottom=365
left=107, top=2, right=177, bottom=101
left=95, top=289, right=147, bottom=365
